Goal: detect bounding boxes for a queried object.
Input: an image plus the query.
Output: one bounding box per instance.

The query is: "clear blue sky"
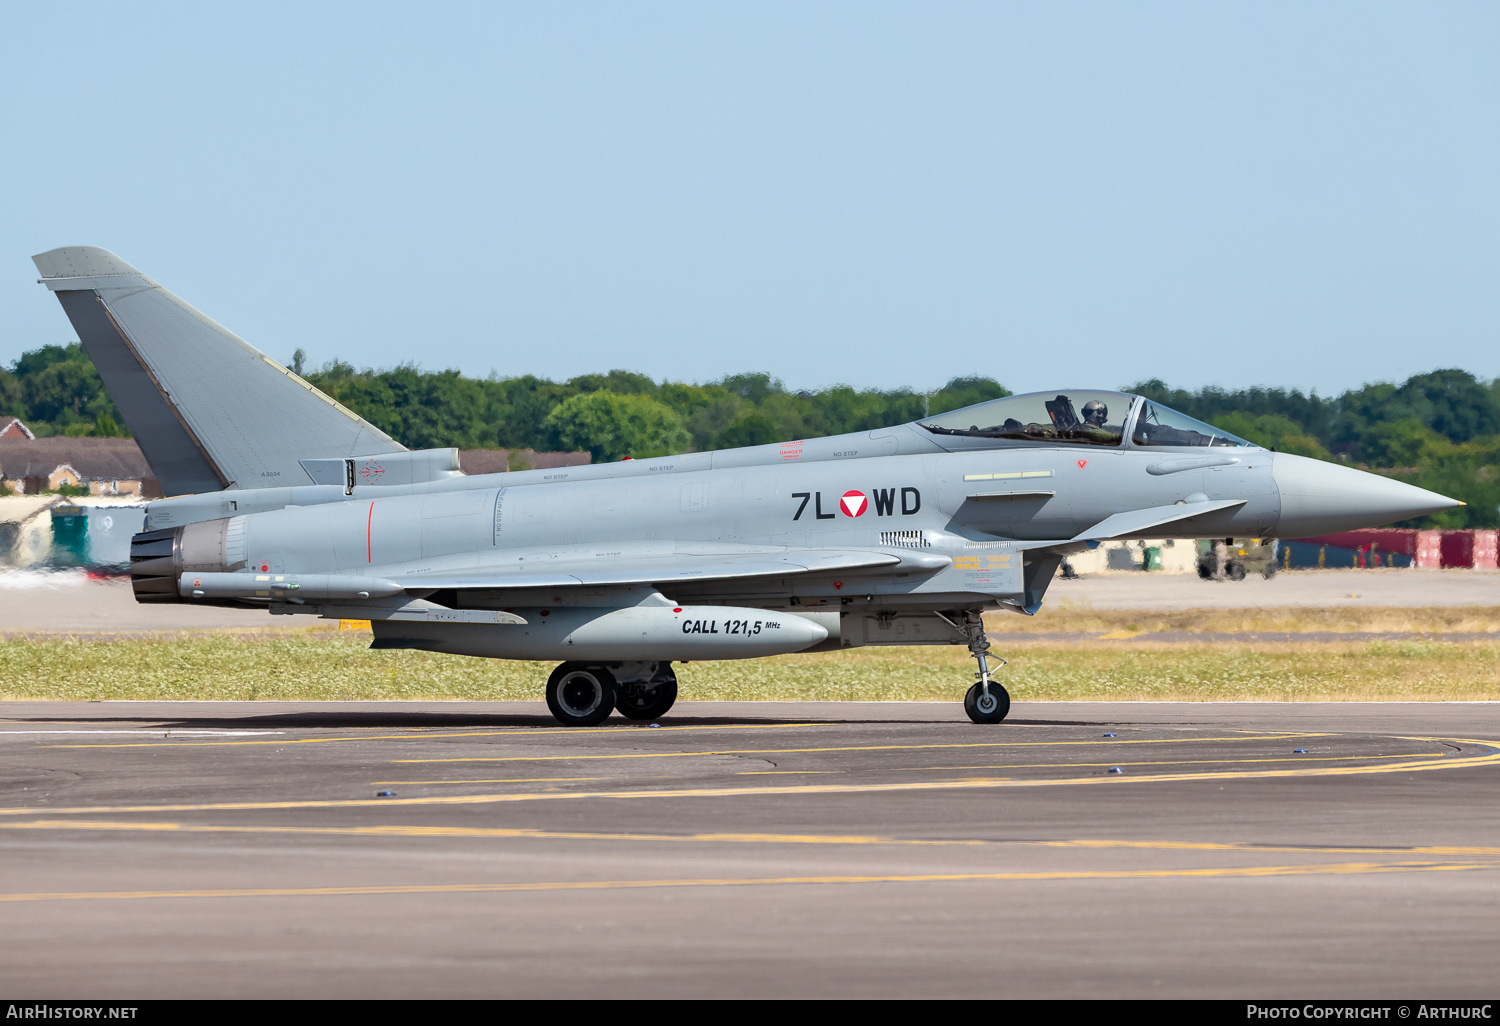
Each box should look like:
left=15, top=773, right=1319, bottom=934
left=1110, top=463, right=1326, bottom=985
left=2, top=2, right=1495, bottom=396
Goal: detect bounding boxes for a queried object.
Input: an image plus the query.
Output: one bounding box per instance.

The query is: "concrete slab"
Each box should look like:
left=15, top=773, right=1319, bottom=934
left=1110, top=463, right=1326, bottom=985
left=0, top=573, right=309, bottom=634
left=1048, top=568, right=1500, bottom=609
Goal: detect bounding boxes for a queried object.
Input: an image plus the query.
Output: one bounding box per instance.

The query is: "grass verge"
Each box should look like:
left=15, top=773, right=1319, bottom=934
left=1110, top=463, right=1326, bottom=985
left=2, top=629, right=1498, bottom=703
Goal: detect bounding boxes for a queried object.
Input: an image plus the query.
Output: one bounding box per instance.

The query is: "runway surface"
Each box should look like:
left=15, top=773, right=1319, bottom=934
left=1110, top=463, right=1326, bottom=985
left=1, top=700, right=1498, bottom=998
left=990, top=630, right=1500, bottom=644
left=1048, top=568, right=1500, bottom=609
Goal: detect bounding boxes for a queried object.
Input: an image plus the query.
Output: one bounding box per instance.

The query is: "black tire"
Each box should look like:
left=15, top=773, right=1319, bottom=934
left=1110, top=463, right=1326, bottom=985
left=1227, top=561, right=1247, bottom=581
left=616, top=677, right=678, bottom=720
left=545, top=663, right=617, bottom=727
left=964, top=682, right=1011, bottom=724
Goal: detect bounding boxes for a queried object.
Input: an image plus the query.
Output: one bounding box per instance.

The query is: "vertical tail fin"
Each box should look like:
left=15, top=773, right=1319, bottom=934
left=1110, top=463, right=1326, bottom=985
left=33, top=247, right=404, bottom=496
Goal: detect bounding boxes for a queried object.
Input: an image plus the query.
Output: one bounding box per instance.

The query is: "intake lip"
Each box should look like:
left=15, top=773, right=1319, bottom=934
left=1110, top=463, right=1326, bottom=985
left=1272, top=452, right=1462, bottom=538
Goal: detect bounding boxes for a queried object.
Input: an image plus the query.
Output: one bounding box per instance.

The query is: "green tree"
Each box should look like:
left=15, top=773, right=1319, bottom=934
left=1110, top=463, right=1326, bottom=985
left=1213, top=412, right=1330, bottom=460
left=679, top=391, right=745, bottom=451
left=16, top=343, right=121, bottom=432
left=716, top=372, right=785, bottom=403
left=93, top=410, right=122, bottom=437
left=1380, top=433, right=1500, bottom=530
left=0, top=366, right=21, bottom=416
left=927, top=376, right=1011, bottom=417
left=1393, top=369, right=1499, bottom=443
left=566, top=370, right=659, bottom=397
left=544, top=391, right=691, bottom=462
left=1127, top=378, right=1334, bottom=443
left=716, top=411, right=782, bottom=448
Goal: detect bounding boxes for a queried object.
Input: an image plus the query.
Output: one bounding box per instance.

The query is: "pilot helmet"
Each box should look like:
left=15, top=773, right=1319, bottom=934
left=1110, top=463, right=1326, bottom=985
left=1082, top=400, right=1108, bottom=425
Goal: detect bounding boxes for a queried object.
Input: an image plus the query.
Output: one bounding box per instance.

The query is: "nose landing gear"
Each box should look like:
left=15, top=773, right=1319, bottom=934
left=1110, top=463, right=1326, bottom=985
left=943, top=610, right=1011, bottom=724
left=964, top=675, right=1011, bottom=724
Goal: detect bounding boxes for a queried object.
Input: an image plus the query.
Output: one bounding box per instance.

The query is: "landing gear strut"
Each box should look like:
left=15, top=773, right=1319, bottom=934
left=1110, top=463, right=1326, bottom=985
left=945, top=610, right=1010, bottom=724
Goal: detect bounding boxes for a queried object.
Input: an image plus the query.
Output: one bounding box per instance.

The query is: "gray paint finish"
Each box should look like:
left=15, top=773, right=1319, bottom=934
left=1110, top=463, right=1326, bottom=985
left=34, top=246, right=403, bottom=495
left=53, top=289, right=225, bottom=496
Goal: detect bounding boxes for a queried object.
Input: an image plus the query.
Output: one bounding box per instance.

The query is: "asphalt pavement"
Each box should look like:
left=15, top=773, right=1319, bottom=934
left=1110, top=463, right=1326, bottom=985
left=1, top=700, right=1497, bottom=998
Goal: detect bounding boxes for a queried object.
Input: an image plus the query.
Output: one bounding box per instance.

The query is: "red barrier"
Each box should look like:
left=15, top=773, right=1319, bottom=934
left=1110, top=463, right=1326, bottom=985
left=1475, top=530, right=1499, bottom=569
left=1439, top=532, right=1474, bottom=569
left=1294, top=528, right=1497, bottom=568
left=1417, top=530, right=1442, bottom=568
left=1293, top=529, right=1417, bottom=556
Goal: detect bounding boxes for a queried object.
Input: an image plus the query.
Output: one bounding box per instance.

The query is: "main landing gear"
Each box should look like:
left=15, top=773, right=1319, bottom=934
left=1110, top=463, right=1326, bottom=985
left=944, top=610, right=1010, bottom=724
left=615, top=662, right=679, bottom=721
left=544, top=661, right=678, bottom=727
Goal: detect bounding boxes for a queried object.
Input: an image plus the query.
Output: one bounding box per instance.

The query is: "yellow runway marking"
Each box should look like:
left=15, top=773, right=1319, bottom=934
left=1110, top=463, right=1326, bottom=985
left=391, top=734, right=1334, bottom=764
left=0, top=861, right=1488, bottom=903
left=1042, top=838, right=1500, bottom=858
left=7, top=819, right=1500, bottom=860
left=45, top=722, right=824, bottom=749
left=368, top=777, right=608, bottom=786
left=884, top=753, right=1434, bottom=772
left=0, top=738, right=1492, bottom=818
left=740, top=753, right=1434, bottom=776
left=0, top=819, right=970, bottom=844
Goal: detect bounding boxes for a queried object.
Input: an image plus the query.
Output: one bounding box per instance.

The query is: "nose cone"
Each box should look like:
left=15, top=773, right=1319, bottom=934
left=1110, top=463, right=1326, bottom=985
left=1273, top=452, right=1463, bottom=538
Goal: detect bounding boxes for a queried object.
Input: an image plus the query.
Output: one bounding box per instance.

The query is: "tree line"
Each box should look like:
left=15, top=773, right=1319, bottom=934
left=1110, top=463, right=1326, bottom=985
left=3, top=343, right=1495, bottom=527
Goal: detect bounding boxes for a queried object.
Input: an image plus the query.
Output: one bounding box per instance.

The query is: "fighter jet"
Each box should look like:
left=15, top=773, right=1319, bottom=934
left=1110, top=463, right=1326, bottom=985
left=32, top=246, right=1463, bottom=724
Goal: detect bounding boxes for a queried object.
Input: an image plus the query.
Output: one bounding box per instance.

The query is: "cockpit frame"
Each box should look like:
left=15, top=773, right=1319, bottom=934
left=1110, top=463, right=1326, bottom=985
left=916, top=390, right=1256, bottom=452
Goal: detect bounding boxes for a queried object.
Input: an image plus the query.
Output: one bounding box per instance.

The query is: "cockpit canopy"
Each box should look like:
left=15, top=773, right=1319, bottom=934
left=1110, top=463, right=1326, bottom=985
left=920, top=389, right=1130, bottom=446
left=1131, top=399, right=1251, bottom=448
left=918, top=390, right=1253, bottom=449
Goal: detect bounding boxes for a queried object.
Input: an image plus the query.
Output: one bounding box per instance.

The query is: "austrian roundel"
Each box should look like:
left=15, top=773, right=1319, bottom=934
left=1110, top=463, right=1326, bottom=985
left=840, top=490, right=868, bottom=517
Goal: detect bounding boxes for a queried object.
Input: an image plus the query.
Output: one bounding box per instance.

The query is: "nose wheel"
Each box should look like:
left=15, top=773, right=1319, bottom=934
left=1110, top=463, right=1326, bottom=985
left=964, top=680, right=1011, bottom=723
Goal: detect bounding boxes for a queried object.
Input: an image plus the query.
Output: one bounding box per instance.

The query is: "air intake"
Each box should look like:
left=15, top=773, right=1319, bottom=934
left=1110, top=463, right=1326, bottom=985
left=879, top=530, right=930, bottom=548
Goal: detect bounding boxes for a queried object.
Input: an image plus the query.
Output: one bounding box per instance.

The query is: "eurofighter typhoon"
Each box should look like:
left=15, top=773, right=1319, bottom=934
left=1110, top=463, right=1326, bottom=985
left=33, top=247, right=1462, bottom=724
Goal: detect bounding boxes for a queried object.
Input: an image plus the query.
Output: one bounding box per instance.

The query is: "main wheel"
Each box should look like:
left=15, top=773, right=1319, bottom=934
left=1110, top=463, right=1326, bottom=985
left=546, top=663, right=617, bottom=727
left=616, top=677, right=678, bottom=720
left=964, top=681, right=1011, bottom=724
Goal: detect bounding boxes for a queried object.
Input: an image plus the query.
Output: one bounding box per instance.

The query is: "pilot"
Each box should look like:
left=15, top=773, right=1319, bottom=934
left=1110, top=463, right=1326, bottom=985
left=1076, top=400, right=1114, bottom=442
